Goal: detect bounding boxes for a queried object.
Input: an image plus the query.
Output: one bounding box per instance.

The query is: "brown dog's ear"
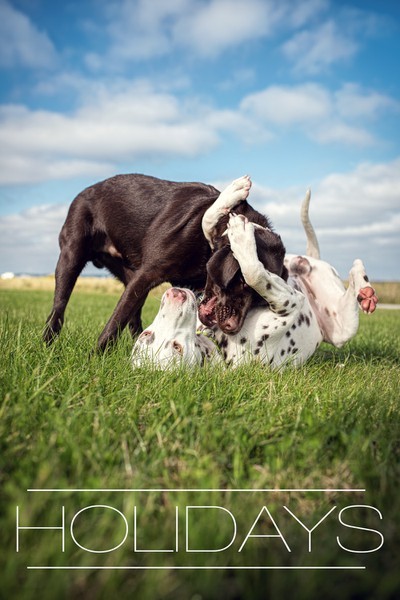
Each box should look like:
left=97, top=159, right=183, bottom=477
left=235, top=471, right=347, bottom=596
left=280, top=265, right=289, bottom=282
left=206, top=246, right=240, bottom=289
left=254, top=229, right=287, bottom=280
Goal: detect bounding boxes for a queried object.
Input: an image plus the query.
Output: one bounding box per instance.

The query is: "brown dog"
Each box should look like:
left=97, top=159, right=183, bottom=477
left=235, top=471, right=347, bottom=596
left=44, top=174, right=286, bottom=351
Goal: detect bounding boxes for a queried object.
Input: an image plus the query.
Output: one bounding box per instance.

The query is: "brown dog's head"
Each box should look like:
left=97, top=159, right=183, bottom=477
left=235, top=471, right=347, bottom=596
left=199, top=221, right=287, bottom=334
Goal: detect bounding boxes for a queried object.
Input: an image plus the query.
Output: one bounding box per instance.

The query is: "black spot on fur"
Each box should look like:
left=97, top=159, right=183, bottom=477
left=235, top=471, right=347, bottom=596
left=240, top=337, right=247, bottom=345
left=261, top=334, right=269, bottom=341
left=291, top=324, right=296, bottom=330
left=305, top=315, right=311, bottom=327
left=290, top=339, right=295, bottom=347
left=280, top=349, right=285, bottom=356
left=284, top=300, right=289, bottom=307
left=257, top=340, right=264, bottom=347
left=285, top=331, right=291, bottom=337
left=364, top=275, right=369, bottom=282
left=219, top=335, right=228, bottom=348
left=254, top=348, right=260, bottom=355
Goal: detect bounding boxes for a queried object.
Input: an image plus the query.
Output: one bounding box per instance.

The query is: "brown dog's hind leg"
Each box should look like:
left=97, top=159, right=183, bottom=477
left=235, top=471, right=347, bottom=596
left=43, top=238, right=88, bottom=345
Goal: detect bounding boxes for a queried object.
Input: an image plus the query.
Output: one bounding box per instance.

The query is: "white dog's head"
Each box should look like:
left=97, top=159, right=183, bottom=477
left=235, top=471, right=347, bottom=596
left=131, top=287, right=214, bottom=369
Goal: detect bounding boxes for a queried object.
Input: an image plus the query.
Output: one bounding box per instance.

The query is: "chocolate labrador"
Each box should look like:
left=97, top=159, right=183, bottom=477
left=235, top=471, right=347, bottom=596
left=43, top=174, right=286, bottom=351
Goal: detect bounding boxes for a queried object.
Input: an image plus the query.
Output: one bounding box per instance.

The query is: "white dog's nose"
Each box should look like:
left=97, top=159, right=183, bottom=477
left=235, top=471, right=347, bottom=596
left=165, top=287, right=188, bottom=303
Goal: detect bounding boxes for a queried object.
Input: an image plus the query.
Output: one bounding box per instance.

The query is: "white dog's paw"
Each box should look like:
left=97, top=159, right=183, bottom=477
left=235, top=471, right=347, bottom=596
left=227, top=213, right=257, bottom=259
left=218, top=175, right=252, bottom=212
left=350, top=259, right=378, bottom=314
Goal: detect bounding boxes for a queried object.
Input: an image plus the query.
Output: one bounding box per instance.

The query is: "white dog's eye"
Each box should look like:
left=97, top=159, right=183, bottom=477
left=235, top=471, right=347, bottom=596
left=173, top=341, right=183, bottom=355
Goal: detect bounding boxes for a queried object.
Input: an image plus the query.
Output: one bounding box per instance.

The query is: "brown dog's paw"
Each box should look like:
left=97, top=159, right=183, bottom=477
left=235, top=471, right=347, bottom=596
left=357, top=286, right=378, bottom=314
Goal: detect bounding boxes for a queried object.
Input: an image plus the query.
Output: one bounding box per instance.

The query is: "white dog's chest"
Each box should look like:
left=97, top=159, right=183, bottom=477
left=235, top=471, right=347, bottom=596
left=215, top=299, right=323, bottom=368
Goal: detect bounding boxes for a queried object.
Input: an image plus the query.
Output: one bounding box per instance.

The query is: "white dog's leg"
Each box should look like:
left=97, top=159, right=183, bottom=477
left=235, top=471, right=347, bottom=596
left=227, top=214, right=304, bottom=314
left=202, top=175, right=252, bottom=248
left=328, top=259, right=378, bottom=347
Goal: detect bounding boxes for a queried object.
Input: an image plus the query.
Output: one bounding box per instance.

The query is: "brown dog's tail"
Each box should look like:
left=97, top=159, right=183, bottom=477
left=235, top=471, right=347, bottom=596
left=301, top=189, right=320, bottom=259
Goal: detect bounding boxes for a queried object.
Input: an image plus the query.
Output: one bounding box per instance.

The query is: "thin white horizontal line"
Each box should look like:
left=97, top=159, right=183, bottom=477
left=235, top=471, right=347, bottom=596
left=27, top=566, right=366, bottom=571
left=27, top=488, right=366, bottom=493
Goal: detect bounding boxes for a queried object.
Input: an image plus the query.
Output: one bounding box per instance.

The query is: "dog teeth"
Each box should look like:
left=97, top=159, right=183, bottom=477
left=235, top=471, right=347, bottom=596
left=196, top=292, right=205, bottom=305
left=218, top=305, right=236, bottom=321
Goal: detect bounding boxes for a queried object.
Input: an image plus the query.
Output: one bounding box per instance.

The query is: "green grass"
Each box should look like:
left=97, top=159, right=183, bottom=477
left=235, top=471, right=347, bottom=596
left=1, top=288, right=400, bottom=599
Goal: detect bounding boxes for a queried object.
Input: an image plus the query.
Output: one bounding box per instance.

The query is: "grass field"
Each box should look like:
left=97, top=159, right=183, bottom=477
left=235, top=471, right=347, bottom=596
left=1, top=284, right=399, bottom=599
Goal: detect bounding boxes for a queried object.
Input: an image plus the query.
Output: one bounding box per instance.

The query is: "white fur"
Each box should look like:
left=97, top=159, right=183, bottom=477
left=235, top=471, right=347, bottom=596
left=131, top=287, right=221, bottom=369
left=200, top=178, right=377, bottom=368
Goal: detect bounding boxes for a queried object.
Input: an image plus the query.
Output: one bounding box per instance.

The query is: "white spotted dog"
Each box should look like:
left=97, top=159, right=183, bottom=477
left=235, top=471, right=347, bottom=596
left=201, top=187, right=378, bottom=368
left=131, top=287, right=222, bottom=369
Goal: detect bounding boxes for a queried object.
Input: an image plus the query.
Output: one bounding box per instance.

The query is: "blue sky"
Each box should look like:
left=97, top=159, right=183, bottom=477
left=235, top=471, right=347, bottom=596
left=0, top=0, right=399, bottom=279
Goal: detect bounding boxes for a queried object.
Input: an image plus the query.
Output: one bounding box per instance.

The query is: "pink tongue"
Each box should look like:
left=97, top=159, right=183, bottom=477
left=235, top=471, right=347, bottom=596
left=199, top=297, right=217, bottom=325
left=201, top=297, right=217, bottom=316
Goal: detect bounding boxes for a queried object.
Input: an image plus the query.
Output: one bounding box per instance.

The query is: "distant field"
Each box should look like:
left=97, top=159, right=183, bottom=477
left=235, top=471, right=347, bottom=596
left=1, top=287, right=399, bottom=599
left=1, top=276, right=399, bottom=304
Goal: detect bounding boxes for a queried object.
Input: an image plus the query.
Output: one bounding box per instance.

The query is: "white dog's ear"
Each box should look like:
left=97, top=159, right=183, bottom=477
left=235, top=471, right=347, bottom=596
left=138, top=330, right=155, bottom=344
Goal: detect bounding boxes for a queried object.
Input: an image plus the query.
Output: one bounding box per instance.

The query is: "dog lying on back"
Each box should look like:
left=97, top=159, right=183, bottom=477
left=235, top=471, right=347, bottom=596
left=131, top=176, right=378, bottom=369
left=131, top=287, right=222, bottom=368
left=44, top=174, right=285, bottom=351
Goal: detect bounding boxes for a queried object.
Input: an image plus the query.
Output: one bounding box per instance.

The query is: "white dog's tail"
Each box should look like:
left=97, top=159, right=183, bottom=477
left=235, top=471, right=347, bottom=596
left=301, top=189, right=320, bottom=259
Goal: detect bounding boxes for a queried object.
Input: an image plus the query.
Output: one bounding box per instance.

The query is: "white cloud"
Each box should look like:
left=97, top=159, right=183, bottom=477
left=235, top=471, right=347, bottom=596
left=0, top=203, right=67, bottom=274
left=287, top=0, right=329, bottom=28
left=172, top=0, right=277, bottom=58
left=86, top=0, right=329, bottom=65
left=0, top=82, right=221, bottom=185
left=0, top=0, right=57, bottom=69
left=240, top=82, right=398, bottom=146
left=241, top=83, right=332, bottom=125
left=250, top=157, right=400, bottom=279
left=282, top=20, right=358, bottom=74
left=335, top=83, right=400, bottom=120
left=311, top=121, right=375, bottom=146
left=105, top=0, right=273, bottom=62
left=0, top=154, right=114, bottom=185
left=104, top=0, right=187, bottom=61
left=1, top=77, right=397, bottom=185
